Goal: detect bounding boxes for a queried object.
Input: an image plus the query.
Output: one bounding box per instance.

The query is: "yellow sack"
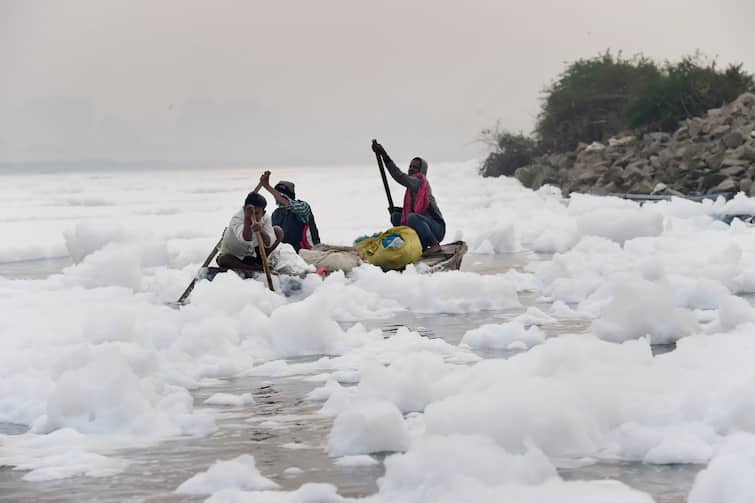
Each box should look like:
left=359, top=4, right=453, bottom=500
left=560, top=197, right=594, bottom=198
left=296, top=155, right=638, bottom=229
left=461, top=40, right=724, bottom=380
left=355, top=226, right=423, bottom=271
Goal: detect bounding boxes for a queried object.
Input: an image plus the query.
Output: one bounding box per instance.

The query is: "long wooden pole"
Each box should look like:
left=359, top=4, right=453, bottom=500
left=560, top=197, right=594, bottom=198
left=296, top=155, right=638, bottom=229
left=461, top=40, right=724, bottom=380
left=250, top=211, right=275, bottom=291
left=176, top=232, right=225, bottom=304
left=372, top=139, right=394, bottom=211
left=176, top=181, right=267, bottom=304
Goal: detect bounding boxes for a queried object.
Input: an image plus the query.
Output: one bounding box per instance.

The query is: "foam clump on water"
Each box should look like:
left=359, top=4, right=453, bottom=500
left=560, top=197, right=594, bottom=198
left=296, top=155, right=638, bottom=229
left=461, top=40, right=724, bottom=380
left=378, top=434, right=556, bottom=497
left=349, top=265, right=521, bottom=313
left=341, top=351, right=462, bottom=414
left=63, top=221, right=133, bottom=263
left=461, top=320, right=545, bottom=350
left=332, top=433, right=650, bottom=502
left=473, top=222, right=519, bottom=254
left=327, top=400, right=410, bottom=457
left=18, top=451, right=128, bottom=482
left=414, top=330, right=755, bottom=467
left=688, top=433, right=755, bottom=503
left=589, top=277, right=699, bottom=344
left=175, top=454, right=279, bottom=495
left=573, top=202, right=664, bottom=244
left=272, top=243, right=316, bottom=275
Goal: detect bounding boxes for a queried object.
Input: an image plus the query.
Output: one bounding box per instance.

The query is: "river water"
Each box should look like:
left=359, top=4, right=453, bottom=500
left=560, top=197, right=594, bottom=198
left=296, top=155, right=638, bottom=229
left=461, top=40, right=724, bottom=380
left=0, top=253, right=699, bottom=502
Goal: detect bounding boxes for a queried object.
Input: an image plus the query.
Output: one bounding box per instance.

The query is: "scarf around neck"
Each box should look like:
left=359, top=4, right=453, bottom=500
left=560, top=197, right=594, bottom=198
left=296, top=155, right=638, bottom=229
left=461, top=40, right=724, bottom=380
left=401, top=172, right=430, bottom=225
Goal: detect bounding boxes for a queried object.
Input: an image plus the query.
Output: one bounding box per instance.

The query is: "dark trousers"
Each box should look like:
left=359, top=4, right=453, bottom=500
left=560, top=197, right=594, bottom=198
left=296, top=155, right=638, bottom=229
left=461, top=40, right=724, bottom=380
left=391, top=210, right=445, bottom=248
left=216, top=249, right=262, bottom=269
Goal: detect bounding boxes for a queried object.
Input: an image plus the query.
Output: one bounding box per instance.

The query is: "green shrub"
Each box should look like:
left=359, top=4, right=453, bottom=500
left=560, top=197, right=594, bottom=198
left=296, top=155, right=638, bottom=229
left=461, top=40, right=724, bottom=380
left=535, top=51, right=660, bottom=152
left=626, top=56, right=754, bottom=131
left=482, top=51, right=754, bottom=176
left=479, top=129, right=540, bottom=177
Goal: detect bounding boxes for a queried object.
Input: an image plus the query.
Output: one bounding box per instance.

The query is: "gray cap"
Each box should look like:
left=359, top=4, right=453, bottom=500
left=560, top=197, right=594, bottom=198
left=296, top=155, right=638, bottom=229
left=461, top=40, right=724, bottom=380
left=274, top=180, right=296, bottom=199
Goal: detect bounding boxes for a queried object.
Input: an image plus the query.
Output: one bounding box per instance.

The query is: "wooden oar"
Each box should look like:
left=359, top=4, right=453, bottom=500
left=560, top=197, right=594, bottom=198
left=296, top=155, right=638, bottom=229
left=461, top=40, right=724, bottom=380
left=176, top=181, right=266, bottom=304
left=250, top=209, right=275, bottom=292
left=372, top=139, right=395, bottom=212
left=176, top=232, right=225, bottom=304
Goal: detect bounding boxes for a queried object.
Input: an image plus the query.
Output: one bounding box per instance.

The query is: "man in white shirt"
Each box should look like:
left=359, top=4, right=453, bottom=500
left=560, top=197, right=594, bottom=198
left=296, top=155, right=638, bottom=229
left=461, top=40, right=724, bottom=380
left=217, top=192, right=280, bottom=269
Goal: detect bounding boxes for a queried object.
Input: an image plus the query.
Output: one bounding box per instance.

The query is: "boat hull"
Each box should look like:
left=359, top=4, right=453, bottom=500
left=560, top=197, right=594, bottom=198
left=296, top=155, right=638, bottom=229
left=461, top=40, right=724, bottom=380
left=300, top=241, right=468, bottom=273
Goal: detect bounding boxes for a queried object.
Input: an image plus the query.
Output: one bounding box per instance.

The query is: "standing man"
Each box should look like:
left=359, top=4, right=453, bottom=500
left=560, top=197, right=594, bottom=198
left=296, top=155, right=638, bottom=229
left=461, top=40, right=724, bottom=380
left=371, top=140, right=445, bottom=255
left=260, top=171, right=321, bottom=253
left=216, top=191, right=279, bottom=269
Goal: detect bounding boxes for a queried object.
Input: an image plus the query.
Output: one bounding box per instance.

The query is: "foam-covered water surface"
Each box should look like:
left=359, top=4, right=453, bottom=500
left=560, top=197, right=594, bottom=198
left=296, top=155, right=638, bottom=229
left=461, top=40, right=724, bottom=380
left=0, top=376, right=384, bottom=502
left=3, top=164, right=755, bottom=502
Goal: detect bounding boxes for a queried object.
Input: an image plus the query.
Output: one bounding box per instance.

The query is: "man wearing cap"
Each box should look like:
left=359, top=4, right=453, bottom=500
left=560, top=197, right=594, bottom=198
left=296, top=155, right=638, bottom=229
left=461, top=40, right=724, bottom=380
left=216, top=191, right=279, bottom=269
left=260, top=171, right=321, bottom=253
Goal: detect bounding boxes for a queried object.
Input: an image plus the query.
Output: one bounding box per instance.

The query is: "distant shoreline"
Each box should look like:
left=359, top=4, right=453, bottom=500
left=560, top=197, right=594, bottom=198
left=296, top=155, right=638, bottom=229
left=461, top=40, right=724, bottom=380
left=0, top=158, right=478, bottom=174
left=0, top=159, right=361, bottom=174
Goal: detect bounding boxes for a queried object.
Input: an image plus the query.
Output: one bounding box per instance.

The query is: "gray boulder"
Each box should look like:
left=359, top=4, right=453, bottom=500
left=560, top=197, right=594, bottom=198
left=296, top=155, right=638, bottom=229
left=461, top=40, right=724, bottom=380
left=709, top=177, right=738, bottom=194
left=723, top=130, right=746, bottom=149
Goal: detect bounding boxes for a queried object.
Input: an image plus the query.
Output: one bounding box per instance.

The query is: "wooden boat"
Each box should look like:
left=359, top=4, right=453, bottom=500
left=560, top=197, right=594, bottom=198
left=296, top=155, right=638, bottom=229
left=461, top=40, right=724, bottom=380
left=201, top=240, right=467, bottom=280
left=171, top=241, right=468, bottom=306
left=419, top=241, right=468, bottom=271
left=299, top=240, right=468, bottom=273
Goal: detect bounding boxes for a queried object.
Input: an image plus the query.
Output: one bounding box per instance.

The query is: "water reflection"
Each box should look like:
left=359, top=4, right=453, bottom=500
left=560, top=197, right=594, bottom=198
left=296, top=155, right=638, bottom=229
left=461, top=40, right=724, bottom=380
left=0, top=377, right=384, bottom=502
left=0, top=256, right=72, bottom=280
left=560, top=461, right=696, bottom=503
left=0, top=423, right=28, bottom=435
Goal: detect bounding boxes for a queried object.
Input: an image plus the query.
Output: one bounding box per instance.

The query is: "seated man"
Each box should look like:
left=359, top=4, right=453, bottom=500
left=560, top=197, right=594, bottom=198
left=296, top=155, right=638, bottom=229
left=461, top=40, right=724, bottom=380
left=372, top=140, right=445, bottom=254
left=216, top=191, right=282, bottom=269
left=260, top=171, right=321, bottom=253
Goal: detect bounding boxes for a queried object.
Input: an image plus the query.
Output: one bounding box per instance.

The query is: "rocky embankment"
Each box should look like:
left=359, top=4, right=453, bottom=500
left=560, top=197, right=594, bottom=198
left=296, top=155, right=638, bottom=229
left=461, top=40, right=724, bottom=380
left=511, top=93, right=755, bottom=197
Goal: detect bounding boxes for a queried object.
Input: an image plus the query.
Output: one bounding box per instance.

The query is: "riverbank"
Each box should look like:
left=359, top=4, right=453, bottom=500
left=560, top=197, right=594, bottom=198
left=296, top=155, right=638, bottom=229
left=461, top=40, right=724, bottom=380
left=496, top=93, right=755, bottom=199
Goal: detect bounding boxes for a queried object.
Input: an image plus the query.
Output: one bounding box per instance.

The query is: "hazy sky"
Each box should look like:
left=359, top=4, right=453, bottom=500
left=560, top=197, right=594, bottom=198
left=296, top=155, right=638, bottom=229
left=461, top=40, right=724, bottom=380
left=2, top=0, right=754, bottom=165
